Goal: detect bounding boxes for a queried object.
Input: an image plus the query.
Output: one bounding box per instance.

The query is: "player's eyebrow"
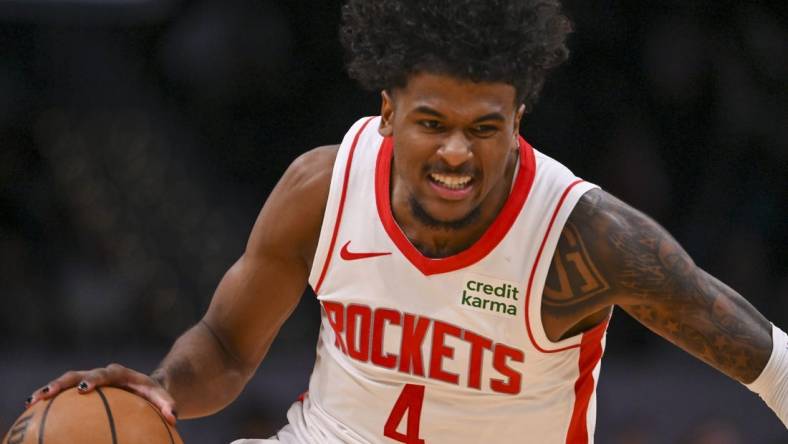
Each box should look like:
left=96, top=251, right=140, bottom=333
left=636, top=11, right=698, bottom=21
left=411, top=106, right=445, bottom=119
left=472, top=112, right=506, bottom=123
left=411, top=106, right=506, bottom=123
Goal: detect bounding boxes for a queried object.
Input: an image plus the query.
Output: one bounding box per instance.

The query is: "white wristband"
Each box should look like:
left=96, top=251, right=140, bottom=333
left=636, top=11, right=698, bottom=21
left=745, top=324, right=788, bottom=429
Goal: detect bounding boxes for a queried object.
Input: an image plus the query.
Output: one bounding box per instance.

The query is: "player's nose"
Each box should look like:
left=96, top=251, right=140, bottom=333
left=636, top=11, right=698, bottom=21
left=438, top=132, right=473, bottom=167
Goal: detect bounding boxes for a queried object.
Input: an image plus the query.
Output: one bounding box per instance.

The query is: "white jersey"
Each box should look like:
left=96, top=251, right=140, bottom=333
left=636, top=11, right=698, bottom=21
left=282, top=116, right=606, bottom=444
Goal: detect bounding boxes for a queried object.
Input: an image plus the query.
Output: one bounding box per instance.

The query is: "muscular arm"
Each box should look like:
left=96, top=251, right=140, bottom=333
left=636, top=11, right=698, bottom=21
left=543, top=188, right=772, bottom=384
left=152, top=145, right=338, bottom=418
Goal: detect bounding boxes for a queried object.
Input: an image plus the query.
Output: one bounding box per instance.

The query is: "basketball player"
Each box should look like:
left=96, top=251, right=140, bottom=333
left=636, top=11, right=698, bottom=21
left=27, top=1, right=787, bottom=442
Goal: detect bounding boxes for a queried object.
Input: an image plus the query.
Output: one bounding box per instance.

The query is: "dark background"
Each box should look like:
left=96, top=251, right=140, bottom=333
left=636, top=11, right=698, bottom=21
left=1, top=1, right=786, bottom=442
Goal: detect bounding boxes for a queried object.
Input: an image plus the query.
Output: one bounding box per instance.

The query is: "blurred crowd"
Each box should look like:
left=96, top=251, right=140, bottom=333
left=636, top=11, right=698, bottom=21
left=1, top=0, right=785, bottom=442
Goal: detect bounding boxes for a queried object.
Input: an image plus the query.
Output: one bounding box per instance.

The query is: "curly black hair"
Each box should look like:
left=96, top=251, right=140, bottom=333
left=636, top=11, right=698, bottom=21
left=340, top=0, right=572, bottom=110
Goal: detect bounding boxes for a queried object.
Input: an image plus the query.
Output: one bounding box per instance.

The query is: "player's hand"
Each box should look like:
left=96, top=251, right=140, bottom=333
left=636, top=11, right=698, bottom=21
left=26, top=363, right=178, bottom=425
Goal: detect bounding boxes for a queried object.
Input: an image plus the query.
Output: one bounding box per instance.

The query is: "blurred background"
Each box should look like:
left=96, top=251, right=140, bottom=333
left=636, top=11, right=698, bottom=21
left=0, top=0, right=786, bottom=442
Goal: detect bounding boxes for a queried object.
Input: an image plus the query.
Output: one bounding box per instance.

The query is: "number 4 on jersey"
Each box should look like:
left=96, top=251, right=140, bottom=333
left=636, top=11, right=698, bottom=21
left=383, top=384, right=425, bottom=444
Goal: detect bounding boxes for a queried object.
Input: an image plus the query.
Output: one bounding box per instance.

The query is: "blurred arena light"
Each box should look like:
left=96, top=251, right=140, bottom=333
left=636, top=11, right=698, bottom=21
left=0, top=0, right=183, bottom=24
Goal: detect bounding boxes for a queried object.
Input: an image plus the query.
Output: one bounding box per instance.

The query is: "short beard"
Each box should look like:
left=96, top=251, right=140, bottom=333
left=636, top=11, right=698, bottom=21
left=408, top=196, right=481, bottom=231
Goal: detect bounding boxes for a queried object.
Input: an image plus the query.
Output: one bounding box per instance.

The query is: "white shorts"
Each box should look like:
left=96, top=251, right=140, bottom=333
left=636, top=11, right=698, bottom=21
left=231, top=396, right=366, bottom=444
left=230, top=399, right=320, bottom=444
left=229, top=422, right=297, bottom=443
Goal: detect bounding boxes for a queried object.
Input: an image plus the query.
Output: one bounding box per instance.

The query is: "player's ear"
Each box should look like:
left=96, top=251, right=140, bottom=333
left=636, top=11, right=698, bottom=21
left=513, top=103, right=525, bottom=133
left=379, top=90, right=394, bottom=137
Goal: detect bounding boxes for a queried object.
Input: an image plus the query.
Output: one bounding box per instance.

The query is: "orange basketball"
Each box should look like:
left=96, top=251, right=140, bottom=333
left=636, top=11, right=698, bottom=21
left=3, top=387, right=183, bottom=444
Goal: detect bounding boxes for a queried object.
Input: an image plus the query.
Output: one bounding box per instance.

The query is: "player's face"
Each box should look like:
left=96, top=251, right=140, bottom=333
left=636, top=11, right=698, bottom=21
left=379, top=72, right=525, bottom=228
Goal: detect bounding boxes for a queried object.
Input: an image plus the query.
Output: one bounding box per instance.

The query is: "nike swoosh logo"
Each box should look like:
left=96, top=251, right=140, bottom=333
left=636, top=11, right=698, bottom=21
left=340, top=241, right=392, bottom=261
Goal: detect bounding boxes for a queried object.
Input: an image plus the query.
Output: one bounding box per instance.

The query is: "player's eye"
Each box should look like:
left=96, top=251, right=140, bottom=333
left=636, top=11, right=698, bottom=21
left=418, top=120, right=443, bottom=131
left=472, top=125, right=499, bottom=137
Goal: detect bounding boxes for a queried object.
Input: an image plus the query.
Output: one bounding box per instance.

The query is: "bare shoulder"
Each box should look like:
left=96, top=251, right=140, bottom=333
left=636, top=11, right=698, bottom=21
left=285, top=144, right=340, bottom=197
left=292, top=144, right=340, bottom=170
left=544, top=188, right=689, bottom=312
left=564, top=187, right=693, bottom=304
left=245, top=145, right=339, bottom=267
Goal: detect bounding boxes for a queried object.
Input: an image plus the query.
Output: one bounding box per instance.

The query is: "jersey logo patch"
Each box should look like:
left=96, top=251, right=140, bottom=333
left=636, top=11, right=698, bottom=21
left=340, top=241, right=392, bottom=261
left=458, top=274, right=521, bottom=318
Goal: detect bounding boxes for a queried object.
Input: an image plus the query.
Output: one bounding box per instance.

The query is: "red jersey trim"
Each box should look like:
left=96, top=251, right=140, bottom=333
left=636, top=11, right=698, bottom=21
left=313, top=117, right=377, bottom=295
left=523, top=179, right=589, bottom=353
left=374, top=135, right=537, bottom=276
left=565, top=318, right=608, bottom=444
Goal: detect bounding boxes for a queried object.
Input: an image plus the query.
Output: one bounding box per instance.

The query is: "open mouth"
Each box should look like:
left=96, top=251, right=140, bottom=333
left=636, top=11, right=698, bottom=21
left=427, top=172, right=475, bottom=201
left=428, top=172, right=473, bottom=190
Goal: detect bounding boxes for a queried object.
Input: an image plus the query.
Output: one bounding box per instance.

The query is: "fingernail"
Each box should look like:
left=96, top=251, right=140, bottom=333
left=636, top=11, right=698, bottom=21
left=25, top=396, right=32, bottom=406
left=42, top=386, right=50, bottom=394
left=78, top=381, right=88, bottom=392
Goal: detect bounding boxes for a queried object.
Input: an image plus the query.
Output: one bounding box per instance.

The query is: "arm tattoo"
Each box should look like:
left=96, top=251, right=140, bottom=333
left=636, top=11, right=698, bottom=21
left=543, top=223, right=610, bottom=306
left=544, top=189, right=772, bottom=383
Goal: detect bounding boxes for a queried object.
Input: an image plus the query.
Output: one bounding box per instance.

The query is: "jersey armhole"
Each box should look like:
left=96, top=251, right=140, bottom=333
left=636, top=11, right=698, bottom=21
left=308, top=116, right=378, bottom=293
left=525, top=181, right=603, bottom=352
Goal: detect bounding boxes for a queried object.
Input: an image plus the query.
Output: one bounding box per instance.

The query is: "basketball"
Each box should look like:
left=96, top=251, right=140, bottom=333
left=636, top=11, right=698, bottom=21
left=3, top=387, right=183, bottom=444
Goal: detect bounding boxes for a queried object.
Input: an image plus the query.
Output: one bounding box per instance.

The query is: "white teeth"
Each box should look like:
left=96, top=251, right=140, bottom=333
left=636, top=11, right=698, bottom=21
left=430, top=173, right=472, bottom=189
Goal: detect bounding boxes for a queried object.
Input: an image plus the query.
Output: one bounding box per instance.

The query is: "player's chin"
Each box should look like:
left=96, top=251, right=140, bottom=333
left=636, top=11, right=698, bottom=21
left=417, top=200, right=480, bottom=229
left=430, top=205, right=473, bottom=223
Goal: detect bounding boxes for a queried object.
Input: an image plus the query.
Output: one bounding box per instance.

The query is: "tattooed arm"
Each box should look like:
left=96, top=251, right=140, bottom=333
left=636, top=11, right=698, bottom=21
left=543, top=188, right=772, bottom=383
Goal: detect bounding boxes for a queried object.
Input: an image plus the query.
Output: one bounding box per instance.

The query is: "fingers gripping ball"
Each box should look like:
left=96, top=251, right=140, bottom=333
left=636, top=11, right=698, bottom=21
left=3, top=387, right=183, bottom=444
